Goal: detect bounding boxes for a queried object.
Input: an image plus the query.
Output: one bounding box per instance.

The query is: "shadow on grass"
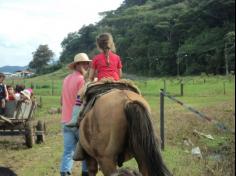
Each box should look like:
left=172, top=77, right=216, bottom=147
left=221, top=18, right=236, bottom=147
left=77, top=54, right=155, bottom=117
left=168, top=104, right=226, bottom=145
left=0, top=167, right=17, bottom=176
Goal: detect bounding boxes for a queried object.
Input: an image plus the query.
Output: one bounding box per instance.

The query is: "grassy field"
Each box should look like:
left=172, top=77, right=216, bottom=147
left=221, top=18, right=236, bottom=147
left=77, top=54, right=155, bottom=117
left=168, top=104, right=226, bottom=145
left=0, top=72, right=235, bottom=176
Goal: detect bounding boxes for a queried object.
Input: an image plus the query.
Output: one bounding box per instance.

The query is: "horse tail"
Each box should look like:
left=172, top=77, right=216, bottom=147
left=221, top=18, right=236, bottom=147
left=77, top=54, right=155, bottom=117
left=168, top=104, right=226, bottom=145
left=125, top=101, right=171, bottom=176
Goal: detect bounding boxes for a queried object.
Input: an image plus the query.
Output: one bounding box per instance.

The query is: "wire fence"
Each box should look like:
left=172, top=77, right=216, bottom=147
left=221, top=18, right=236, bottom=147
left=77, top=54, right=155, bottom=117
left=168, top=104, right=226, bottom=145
left=159, top=89, right=233, bottom=150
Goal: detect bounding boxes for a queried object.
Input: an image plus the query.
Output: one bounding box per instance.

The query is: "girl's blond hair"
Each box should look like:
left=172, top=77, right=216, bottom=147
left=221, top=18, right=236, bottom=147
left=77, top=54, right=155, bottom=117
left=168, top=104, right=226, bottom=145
left=96, top=33, right=116, bottom=53
left=96, top=33, right=116, bottom=66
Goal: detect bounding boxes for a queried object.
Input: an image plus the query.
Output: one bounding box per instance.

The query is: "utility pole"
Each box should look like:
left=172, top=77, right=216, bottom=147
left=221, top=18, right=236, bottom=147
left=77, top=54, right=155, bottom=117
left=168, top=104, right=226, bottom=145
left=224, top=43, right=229, bottom=76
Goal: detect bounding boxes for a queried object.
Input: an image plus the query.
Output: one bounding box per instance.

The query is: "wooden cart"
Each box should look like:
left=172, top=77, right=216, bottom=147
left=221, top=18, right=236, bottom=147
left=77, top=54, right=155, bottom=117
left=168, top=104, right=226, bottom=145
left=0, top=100, right=46, bottom=148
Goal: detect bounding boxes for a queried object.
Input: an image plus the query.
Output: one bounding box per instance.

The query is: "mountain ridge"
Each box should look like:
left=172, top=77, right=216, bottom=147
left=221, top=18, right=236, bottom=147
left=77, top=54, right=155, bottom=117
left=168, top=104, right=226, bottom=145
left=0, top=65, right=28, bottom=73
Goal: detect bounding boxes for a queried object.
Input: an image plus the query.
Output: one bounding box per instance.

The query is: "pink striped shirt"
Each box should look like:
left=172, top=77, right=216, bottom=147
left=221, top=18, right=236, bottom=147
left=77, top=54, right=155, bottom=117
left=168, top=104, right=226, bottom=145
left=61, top=71, right=84, bottom=123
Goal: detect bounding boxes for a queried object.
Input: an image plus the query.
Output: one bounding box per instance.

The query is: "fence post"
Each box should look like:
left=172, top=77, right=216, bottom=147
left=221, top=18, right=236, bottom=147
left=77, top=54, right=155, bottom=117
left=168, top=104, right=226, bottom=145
left=180, top=82, right=184, bottom=96
left=144, top=81, right=147, bottom=87
left=223, top=82, right=226, bottom=95
left=163, top=80, right=166, bottom=92
left=23, top=79, right=26, bottom=86
left=160, top=89, right=165, bottom=150
left=39, top=96, right=43, bottom=108
left=51, top=80, right=54, bottom=96
left=30, top=82, right=34, bottom=89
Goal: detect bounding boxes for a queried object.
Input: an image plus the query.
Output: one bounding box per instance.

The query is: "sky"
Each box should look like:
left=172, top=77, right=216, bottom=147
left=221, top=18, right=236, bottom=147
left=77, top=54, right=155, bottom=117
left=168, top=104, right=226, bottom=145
left=0, top=0, right=124, bottom=67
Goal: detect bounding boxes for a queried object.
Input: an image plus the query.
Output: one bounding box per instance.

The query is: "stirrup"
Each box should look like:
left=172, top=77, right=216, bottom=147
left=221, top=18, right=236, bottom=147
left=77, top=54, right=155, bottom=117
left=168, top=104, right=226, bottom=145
left=73, top=141, right=85, bottom=161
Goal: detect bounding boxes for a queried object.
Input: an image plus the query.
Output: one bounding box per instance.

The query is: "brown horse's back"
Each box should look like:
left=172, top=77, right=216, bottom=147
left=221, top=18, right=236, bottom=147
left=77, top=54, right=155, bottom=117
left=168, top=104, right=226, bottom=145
left=79, top=90, right=131, bottom=159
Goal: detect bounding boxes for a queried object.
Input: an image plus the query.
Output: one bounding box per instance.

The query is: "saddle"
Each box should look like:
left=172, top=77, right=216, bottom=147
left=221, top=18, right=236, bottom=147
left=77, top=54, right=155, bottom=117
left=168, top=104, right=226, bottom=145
left=79, top=79, right=141, bottom=119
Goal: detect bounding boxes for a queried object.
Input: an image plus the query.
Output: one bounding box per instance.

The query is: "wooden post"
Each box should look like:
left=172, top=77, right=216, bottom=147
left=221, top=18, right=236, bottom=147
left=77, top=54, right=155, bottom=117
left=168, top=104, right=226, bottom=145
left=31, top=82, right=34, bottom=89
left=160, top=89, right=165, bottom=150
left=39, top=96, right=43, bottom=108
left=223, top=82, right=226, bottom=95
left=163, top=80, right=166, bottom=92
left=225, top=43, right=229, bottom=75
left=180, top=82, right=184, bottom=96
left=51, top=80, right=54, bottom=96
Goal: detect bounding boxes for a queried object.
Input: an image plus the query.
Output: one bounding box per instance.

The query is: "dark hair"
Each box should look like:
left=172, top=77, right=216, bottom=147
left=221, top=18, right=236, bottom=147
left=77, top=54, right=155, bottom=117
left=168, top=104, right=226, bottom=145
left=15, top=84, right=25, bottom=93
left=96, top=33, right=116, bottom=52
left=0, top=72, right=5, bottom=78
left=7, top=85, right=14, bottom=89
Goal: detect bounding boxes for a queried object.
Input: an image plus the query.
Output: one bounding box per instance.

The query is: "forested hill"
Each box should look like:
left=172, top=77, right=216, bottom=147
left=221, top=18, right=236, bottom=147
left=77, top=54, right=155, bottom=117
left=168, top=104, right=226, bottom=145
left=59, top=0, right=235, bottom=76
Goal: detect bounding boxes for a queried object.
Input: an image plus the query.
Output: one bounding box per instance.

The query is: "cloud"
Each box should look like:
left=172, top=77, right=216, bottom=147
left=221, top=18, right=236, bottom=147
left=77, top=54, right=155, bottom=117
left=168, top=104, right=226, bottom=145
left=0, top=0, right=123, bottom=67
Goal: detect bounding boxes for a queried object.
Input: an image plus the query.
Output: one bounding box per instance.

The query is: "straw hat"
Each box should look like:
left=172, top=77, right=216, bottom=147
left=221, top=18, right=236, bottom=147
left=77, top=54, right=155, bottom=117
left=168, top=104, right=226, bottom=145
left=20, top=89, right=31, bottom=100
left=68, top=53, right=91, bottom=70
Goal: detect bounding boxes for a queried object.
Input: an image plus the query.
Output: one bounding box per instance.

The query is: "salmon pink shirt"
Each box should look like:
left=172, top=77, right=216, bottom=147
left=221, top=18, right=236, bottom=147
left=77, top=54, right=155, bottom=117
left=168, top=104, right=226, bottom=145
left=61, top=71, right=84, bottom=123
left=92, top=51, right=122, bottom=81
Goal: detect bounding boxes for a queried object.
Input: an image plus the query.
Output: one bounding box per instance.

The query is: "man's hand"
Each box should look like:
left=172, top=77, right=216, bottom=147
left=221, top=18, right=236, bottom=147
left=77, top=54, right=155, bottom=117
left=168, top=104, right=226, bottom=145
left=80, top=66, right=87, bottom=76
left=77, top=118, right=83, bottom=127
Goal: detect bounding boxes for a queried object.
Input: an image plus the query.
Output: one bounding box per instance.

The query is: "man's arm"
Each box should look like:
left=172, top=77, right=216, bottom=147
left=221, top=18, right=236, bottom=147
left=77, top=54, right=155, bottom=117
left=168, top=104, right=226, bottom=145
left=119, top=69, right=122, bottom=78
left=89, top=68, right=96, bottom=82
left=4, top=84, right=9, bottom=100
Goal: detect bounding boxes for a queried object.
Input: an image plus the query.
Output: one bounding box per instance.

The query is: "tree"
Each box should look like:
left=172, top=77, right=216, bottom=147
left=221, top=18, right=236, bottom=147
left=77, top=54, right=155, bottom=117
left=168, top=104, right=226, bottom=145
left=29, top=45, right=54, bottom=74
left=59, top=24, right=97, bottom=64
left=59, top=0, right=235, bottom=76
left=123, top=0, right=147, bottom=7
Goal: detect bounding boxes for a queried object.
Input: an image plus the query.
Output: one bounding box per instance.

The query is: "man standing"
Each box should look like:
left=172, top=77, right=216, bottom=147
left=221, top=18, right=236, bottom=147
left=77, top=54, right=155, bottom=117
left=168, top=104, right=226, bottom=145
left=0, top=73, right=8, bottom=115
left=60, top=53, right=90, bottom=176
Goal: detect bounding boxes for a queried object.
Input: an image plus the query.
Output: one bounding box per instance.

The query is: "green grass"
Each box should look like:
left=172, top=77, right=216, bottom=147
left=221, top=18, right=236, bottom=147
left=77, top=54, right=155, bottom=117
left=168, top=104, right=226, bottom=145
left=5, top=74, right=235, bottom=97
left=35, top=96, right=60, bottom=117
left=163, top=145, right=205, bottom=176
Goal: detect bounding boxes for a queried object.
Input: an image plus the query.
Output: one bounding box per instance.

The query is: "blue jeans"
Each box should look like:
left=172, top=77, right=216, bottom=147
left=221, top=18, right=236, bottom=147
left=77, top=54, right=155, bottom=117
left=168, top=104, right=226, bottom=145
left=60, top=125, right=87, bottom=173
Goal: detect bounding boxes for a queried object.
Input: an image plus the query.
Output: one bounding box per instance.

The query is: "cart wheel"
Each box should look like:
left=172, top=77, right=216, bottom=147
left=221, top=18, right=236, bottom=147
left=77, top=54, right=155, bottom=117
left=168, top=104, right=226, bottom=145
left=36, top=120, right=46, bottom=144
left=25, top=121, right=35, bottom=148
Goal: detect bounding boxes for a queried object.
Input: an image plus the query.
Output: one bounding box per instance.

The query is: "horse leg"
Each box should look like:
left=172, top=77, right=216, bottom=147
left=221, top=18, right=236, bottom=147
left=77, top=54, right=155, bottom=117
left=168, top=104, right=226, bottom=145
left=86, top=157, right=98, bottom=176
left=98, top=157, right=117, bottom=176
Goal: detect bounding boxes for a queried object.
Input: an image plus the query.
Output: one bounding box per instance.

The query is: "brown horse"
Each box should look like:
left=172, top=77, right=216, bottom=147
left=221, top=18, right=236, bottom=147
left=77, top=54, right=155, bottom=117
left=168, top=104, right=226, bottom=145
left=79, top=88, right=171, bottom=176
